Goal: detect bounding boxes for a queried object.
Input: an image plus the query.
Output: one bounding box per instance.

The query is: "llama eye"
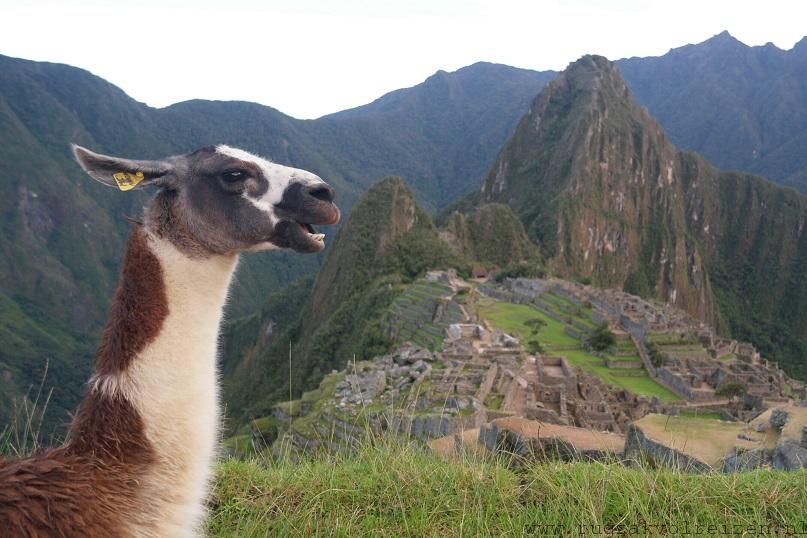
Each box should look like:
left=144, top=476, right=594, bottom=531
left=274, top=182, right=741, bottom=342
left=221, top=170, right=247, bottom=183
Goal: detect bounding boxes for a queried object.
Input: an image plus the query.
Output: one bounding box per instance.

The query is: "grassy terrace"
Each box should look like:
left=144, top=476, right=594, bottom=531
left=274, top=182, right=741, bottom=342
left=209, top=442, right=807, bottom=536
left=536, top=292, right=598, bottom=330
left=478, top=300, right=681, bottom=401
left=635, top=414, right=777, bottom=467
left=386, top=280, right=464, bottom=350
left=646, top=333, right=700, bottom=346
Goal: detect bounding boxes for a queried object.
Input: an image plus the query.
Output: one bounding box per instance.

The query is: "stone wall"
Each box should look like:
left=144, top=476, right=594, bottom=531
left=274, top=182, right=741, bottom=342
left=474, top=364, right=498, bottom=402
left=656, top=368, right=697, bottom=400
left=624, top=424, right=711, bottom=473
left=392, top=408, right=487, bottom=440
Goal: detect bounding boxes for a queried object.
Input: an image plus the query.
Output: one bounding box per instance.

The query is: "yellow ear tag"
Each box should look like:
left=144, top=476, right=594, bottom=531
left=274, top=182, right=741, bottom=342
left=112, top=171, right=144, bottom=191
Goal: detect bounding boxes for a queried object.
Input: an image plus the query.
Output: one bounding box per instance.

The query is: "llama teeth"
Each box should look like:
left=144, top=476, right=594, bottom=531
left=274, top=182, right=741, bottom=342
left=311, top=233, right=325, bottom=241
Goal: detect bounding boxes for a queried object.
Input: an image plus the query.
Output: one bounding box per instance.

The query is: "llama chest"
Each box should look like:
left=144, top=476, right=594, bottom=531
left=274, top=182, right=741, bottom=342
left=118, top=236, right=235, bottom=537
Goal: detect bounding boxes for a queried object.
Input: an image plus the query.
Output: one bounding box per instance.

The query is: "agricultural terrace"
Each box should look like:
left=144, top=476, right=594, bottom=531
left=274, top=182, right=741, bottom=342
left=478, top=299, right=681, bottom=401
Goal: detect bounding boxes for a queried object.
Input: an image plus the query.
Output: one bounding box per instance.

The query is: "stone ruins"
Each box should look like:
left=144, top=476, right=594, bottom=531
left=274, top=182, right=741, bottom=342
left=260, top=274, right=806, bottom=472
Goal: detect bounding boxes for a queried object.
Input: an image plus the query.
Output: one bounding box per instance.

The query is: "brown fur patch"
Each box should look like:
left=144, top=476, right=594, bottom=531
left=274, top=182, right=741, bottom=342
left=0, top=226, right=163, bottom=536
left=0, top=394, right=155, bottom=537
left=95, top=226, right=168, bottom=376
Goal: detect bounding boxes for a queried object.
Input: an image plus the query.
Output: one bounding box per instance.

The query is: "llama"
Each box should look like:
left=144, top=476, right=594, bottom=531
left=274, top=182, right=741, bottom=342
left=0, top=144, right=339, bottom=537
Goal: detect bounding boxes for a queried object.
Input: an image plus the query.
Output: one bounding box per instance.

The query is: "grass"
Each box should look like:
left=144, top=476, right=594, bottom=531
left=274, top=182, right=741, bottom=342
left=634, top=414, right=765, bottom=466
left=679, top=410, right=724, bottom=421
left=484, top=393, right=504, bottom=410
left=385, top=279, right=462, bottom=351
left=478, top=300, right=681, bottom=401
left=561, top=349, right=682, bottom=401
left=208, top=441, right=807, bottom=536
left=478, top=300, right=577, bottom=347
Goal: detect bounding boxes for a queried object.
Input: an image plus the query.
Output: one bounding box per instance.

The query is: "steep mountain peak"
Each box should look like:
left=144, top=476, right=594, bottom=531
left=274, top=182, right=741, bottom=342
left=305, top=176, right=426, bottom=328
left=474, top=53, right=807, bottom=380
left=704, top=30, right=743, bottom=46
left=480, top=55, right=658, bottom=207
left=479, top=54, right=714, bottom=320
left=792, top=35, right=807, bottom=55
left=555, top=54, right=628, bottom=97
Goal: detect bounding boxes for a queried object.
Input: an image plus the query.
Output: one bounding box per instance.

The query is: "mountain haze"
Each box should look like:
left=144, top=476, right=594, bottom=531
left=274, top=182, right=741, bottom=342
left=319, top=63, right=555, bottom=208
left=474, top=55, right=807, bottom=379
left=4, top=31, right=807, bottom=431
left=619, top=31, right=807, bottom=192
left=0, top=54, right=551, bottom=431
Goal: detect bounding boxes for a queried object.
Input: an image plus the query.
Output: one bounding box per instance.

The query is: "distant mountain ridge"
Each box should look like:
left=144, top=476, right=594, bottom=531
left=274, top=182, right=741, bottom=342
left=618, top=31, right=807, bottom=193
left=0, top=54, right=551, bottom=431
left=4, top=30, right=807, bottom=432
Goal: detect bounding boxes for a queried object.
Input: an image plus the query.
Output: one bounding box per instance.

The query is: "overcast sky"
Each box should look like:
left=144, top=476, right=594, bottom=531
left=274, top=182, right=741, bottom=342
left=1, top=0, right=804, bottom=119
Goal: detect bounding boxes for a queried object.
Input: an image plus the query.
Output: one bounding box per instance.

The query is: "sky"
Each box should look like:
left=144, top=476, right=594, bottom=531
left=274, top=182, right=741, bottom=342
left=1, top=0, right=805, bottom=119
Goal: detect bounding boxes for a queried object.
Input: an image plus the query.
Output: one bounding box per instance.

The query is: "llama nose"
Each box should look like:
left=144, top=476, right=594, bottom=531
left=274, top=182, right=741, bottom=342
left=306, top=183, right=335, bottom=203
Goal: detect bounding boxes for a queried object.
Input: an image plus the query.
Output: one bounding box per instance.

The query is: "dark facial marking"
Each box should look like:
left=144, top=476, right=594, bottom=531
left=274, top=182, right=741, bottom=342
left=144, top=147, right=339, bottom=256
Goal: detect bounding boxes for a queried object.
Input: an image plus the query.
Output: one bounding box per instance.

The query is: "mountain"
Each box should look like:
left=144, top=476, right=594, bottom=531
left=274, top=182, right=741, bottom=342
left=618, top=31, right=807, bottom=193
left=0, top=54, right=551, bottom=432
left=221, top=178, right=538, bottom=423
left=318, top=63, right=555, bottom=208
left=472, top=55, right=807, bottom=380
left=5, top=32, right=807, bottom=431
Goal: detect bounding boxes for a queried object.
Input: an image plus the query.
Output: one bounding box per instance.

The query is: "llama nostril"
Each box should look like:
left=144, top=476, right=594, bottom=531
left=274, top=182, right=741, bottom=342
left=308, top=184, right=335, bottom=203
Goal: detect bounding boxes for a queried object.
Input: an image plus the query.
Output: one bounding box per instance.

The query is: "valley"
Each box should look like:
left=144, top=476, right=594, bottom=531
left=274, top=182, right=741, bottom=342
left=228, top=271, right=805, bottom=473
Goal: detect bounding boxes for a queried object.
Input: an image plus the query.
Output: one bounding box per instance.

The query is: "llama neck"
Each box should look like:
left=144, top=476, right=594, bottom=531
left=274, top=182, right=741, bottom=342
left=81, top=227, right=238, bottom=536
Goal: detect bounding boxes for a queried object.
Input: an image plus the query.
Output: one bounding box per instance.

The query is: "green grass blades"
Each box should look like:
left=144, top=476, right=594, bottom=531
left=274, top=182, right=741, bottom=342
left=208, top=441, right=807, bottom=537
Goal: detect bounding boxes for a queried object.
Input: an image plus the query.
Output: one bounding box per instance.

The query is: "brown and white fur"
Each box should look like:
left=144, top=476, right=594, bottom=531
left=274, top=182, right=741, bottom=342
left=0, top=145, right=339, bottom=537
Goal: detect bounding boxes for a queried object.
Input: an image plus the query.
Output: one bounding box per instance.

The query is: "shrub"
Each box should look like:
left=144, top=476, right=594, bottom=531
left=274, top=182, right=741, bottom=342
left=524, top=317, right=547, bottom=335
left=647, top=342, right=666, bottom=368
left=716, top=383, right=746, bottom=398
left=527, top=340, right=544, bottom=354
left=587, top=323, right=616, bottom=352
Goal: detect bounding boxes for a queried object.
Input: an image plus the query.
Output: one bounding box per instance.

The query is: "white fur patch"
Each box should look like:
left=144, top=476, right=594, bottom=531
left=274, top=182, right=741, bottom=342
left=215, top=145, right=323, bottom=220
left=101, top=233, right=238, bottom=538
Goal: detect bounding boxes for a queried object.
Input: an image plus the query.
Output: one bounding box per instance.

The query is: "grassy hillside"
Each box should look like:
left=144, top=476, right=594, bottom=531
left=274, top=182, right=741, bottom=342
left=209, top=442, right=807, bottom=536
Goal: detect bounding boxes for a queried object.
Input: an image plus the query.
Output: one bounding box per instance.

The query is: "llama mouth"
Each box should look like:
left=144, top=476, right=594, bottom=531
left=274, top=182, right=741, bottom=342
left=267, top=220, right=327, bottom=253
left=270, top=202, right=338, bottom=253
left=298, top=222, right=325, bottom=243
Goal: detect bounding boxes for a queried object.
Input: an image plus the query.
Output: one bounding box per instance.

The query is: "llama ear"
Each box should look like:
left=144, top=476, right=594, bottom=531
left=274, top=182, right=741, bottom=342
left=72, top=144, right=175, bottom=191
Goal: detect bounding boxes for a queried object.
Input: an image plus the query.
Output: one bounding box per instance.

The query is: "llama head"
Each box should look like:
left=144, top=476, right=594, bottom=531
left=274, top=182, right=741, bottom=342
left=72, top=144, right=340, bottom=255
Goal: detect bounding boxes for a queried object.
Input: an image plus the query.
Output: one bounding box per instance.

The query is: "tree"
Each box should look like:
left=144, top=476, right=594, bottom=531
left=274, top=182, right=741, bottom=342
left=587, top=323, right=616, bottom=352
left=527, top=340, right=544, bottom=354
left=524, top=317, right=547, bottom=335
left=647, top=342, right=666, bottom=368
